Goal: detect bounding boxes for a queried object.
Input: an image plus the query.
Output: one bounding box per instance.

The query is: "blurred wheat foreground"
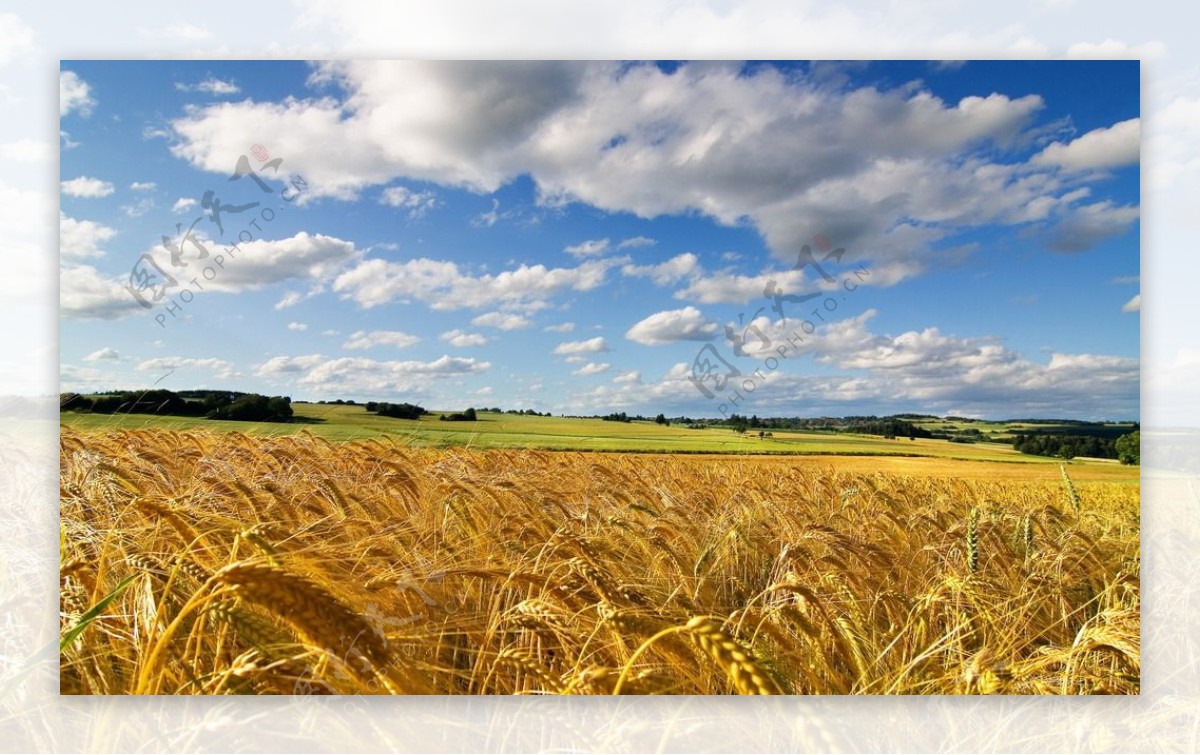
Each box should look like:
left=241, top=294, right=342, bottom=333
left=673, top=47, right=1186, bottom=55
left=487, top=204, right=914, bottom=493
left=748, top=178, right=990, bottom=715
left=60, top=428, right=1139, bottom=695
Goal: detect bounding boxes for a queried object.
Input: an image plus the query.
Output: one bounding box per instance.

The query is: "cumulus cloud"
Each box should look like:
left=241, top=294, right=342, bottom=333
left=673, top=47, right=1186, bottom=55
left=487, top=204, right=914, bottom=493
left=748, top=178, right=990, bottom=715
left=170, top=60, right=1122, bottom=273
left=675, top=266, right=811, bottom=305
left=342, top=329, right=421, bottom=349
left=625, top=306, right=719, bottom=345
left=65, top=233, right=356, bottom=319
left=440, top=329, right=489, bottom=347
left=60, top=70, right=94, bottom=117
left=255, top=353, right=490, bottom=396
left=696, top=308, right=1140, bottom=417
left=1044, top=201, right=1139, bottom=253
left=158, top=231, right=358, bottom=293
left=572, top=362, right=610, bottom=376
left=622, top=253, right=700, bottom=285
left=553, top=336, right=609, bottom=355
left=59, top=264, right=141, bottom=320
left=334, top=255, right=619, bottom=312
left=472, top=311, right=532, bottom=330
left=172, top=197, right=197, bottom=213
left=130, top=181, right=157, bottom=191
left=1032, top=118, right=1140, bottom=171
left=60, top=213, right=116, bottom=260
left=287, top=322, right=308, bottom=331
left=61, top=176, right=114, bottom=198
left=613, top=369, right=642, bottom=384
left=544, top=322, right=575, bottom=333
left=82, top=347, right=120, bottom=362
left=138, top=356, right=240, bottom=379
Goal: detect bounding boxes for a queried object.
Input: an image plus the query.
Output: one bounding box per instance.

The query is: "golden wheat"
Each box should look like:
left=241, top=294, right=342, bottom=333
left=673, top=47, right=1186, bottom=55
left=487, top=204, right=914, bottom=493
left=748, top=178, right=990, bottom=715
left=59, top=427, right=1139, bottom=695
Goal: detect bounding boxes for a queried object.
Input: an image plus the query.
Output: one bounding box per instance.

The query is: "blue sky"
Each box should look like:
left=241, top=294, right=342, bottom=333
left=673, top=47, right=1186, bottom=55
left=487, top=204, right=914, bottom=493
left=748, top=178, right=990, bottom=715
left=59, top=60, right=1140, bottom=420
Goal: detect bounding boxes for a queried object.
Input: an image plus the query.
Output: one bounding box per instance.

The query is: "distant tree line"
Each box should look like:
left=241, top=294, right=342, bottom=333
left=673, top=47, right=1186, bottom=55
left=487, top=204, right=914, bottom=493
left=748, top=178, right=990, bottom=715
left=1011, top=433, right=1118, bottom=460
left=714, top=414, right=935, bottom=439
left=364, top=402, right=428, bottom=420
left=601, top=412, right=633, bottom=423
left=60, top=390, right=293, bottom=422
left=440, top=407, right=477, bottom=422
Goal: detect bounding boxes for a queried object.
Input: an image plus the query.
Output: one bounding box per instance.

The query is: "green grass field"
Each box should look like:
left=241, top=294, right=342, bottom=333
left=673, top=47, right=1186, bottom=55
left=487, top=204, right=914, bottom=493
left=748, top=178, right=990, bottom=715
left=59, top=402, right=1133, bottom=470
left=910, top=417, right=1137, bottom=441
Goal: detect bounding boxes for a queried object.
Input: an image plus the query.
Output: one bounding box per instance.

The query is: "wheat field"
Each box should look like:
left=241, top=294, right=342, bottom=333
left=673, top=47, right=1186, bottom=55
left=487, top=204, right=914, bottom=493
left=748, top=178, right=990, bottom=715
left=59, top=427, right=1139, bottom=695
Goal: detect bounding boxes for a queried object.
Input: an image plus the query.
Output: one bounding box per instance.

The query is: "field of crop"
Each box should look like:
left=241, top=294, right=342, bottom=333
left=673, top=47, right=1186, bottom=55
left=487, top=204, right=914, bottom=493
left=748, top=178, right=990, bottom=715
left=60, top=427, right=1139, bottom=695
left=61, top=404, right=1108, bottom=464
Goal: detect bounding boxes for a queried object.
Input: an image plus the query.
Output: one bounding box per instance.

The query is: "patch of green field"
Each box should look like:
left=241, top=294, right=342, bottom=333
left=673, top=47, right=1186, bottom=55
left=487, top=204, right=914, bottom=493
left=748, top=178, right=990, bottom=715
left=911, top=417, right=1138, bottom=442
left=60, top=403, right=1128, bottom=470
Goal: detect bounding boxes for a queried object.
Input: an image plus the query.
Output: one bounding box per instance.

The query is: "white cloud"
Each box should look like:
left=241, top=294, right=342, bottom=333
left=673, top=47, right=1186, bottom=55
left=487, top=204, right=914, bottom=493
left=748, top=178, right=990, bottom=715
left=60, top=70, right=94, bottom=117
left=334, top=255, right=620, bottom=312
left=617, top=236, right=656, bottom=249
left=172, top=197, right=198, bottom=213
left=553, top=336, right=609, bottom=355
left=1032, top=118, right=1140, bottom=172
left=342, top=330, right=421, bottom=350
left=256, top=353, right=490, bottom=396
left=1122, top=293, right=1141, bottom=313
left=625, top=306, right=719, bottom=345
left=380, top=185, right=438, bottom=218
left=472, top=311, right=532, bottom=330
left=621, top=253, right=700, bottom=285
left=440, top=329, right=489, bottom=347
left=130, top=181, right=157, bottom=191
left=275, top=292, right=303, bottom=310
left=175, top=77, right=240, bottom=95
left=675, top=267, right=809, bottom=305
left=60, top=213, right=115, bottom=260
left=59, top=264, right=141, bottom=320
left=82, top=347, right=120, bottom=362
left=544, top=322, right=575, bottom=333
left=613, top=369, right=641, bottom=384
left=565, top=238, right=609, bottom=257
left=154, top=231, right=358, bottom=293
left=255, top=354, right=325, bottom=375
left=0, top=139, right=52, bottom=162
left=701, top=308, right=1139, bottom=416
left=572, top=362, right=610, bottom=377
left=138, top=356, right=240, bottom=380
left=1044, top=201, right=1139, bottom=252
left=171, top=61, right=1103, bottom=274
left=287, top=322, right=308, bottom=331
left=61, top=176, right=115, bottom=198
